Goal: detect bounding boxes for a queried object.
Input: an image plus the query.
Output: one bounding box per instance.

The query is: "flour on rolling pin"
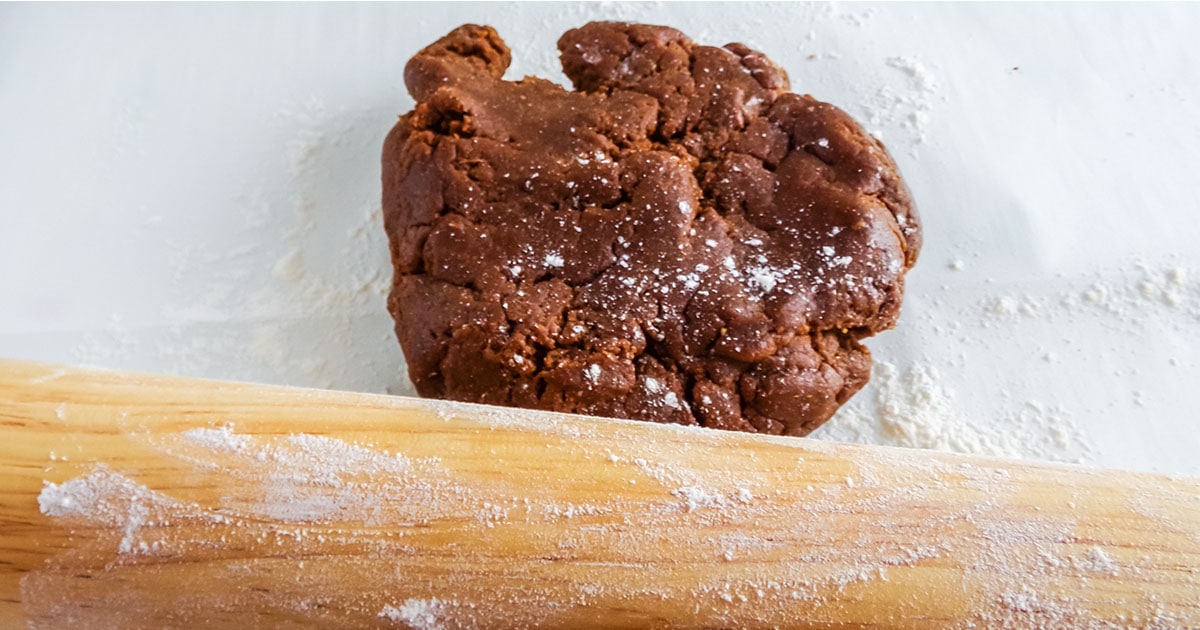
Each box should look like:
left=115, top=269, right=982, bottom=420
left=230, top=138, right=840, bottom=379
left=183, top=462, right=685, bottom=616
left=28, top=398, right=1193, bottom=628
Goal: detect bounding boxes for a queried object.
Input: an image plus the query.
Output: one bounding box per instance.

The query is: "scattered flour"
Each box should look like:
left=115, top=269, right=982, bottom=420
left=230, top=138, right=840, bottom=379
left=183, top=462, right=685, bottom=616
left=886, top=56, right=938, bottom=93
left=858, top=54, right=943, bottom=153
left=37, top=466, right=225, bottom=557
left=182, top=424, right=252, bottom=453
left=172, top=426, right=461, bottom=524
left=981, top=262, right=1198, bottom=327
left=815, top=260, right=1199, bottom=467
left=39, top=467, right=164, bottom=524
left=379, top=598, right=446, bottom=630
left=1074, top=546, right=1120, bottom=576
left=819, top=361, right=1091, bottom=463
left=73, top=99, right=401, bottom=395
left=673, top=486, right=753, bottom=512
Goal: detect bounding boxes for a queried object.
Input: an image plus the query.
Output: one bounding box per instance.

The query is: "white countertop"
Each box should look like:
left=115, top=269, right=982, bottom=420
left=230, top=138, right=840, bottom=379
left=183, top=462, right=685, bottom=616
left=2, top=2, right=1197, bottom=475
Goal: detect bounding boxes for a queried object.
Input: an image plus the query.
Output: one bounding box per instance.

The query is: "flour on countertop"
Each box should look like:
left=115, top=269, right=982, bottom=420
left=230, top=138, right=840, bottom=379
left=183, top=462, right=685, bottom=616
left=857, top=54, right=943, bottom=153
left=73, top=98, right=402, bottom=395
left=981, top=262, right=1198, bottom=327
left=886, top=56, right=938, bottom=93
left=815, top=258, right=1198, bottom=466
left=818, top=361, right=1093, bottom=463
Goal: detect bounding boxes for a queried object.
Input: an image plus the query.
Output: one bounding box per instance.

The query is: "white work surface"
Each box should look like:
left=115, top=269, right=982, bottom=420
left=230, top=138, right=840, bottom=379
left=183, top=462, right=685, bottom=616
left=2, top=3, right=1198, bottom=476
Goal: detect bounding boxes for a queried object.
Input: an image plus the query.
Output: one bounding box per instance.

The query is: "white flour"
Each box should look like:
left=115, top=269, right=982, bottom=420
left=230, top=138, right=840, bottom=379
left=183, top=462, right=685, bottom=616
left=39, top=467, right=166, bottom=525
left=673, top=486, right=754, bottom=512
left=858, top=54, right=942, bottom=152
left=379, top=599, right=446, bottom=630
left=72, top=97, right=401, bottom=395
left=37, top=466, right=231, bottom=558
left=812, top=258, right=1200, bottom=467
left=182, top=425, right=252, bottom=453
left=171, top=425, right=462, bottom=525
left=818, top=361, right=1092, bottom=463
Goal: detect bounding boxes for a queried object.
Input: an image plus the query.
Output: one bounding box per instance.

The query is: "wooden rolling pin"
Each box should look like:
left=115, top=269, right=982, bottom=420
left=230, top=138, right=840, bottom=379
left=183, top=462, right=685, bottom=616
left=0, top=359, right=1197, bottom=628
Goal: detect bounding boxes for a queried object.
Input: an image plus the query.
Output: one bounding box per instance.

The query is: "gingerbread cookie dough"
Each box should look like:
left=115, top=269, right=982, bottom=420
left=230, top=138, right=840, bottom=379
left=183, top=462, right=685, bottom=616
left=382, top=22, right=921, bottom=435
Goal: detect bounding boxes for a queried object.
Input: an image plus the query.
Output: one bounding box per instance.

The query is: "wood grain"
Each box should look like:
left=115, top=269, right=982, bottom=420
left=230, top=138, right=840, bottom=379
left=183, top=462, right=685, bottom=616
left=0, top=358, right=1197, bottom=628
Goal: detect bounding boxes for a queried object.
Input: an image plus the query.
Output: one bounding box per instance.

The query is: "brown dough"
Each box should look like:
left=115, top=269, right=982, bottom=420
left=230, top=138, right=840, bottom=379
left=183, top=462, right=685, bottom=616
left=382, top=22, right=921, bottom=436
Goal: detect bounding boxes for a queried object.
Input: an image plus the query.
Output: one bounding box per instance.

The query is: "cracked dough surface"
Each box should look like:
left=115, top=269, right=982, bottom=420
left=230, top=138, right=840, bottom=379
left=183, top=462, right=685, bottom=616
left=383, top=21, right=921, bottom=435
